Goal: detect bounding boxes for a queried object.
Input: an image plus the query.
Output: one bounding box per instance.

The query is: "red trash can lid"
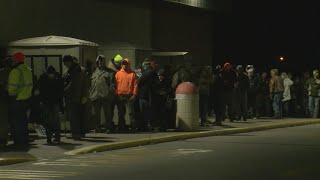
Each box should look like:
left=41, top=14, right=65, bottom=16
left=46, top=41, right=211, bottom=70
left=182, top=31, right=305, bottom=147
left=176, top=82, right=198, bottom=95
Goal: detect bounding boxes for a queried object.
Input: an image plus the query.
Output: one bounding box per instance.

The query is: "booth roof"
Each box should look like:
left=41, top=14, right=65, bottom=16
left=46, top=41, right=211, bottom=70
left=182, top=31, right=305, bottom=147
left=152, top=52, right=188, bottom=56
left=8, top=35, right=99, bottom=47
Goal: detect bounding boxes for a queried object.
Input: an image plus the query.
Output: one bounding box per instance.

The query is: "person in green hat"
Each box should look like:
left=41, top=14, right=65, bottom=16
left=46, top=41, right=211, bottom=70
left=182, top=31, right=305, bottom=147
left=107, top=54, right=123, bottom=132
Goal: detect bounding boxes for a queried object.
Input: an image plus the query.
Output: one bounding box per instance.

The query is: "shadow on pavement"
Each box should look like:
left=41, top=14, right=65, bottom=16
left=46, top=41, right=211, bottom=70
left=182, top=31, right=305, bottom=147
left=1, top=144, right=39, bottom=152
left=78, top=138, right=115, bottom=143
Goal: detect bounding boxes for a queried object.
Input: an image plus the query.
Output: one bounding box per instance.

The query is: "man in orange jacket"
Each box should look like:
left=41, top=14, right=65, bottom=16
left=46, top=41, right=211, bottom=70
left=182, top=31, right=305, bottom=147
left=115, top=58, right=138, bottom=131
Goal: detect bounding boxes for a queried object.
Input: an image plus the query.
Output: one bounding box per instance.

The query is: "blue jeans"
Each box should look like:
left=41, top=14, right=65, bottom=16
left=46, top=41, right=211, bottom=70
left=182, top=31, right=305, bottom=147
left=273, top=93, right=283, bottom=118
left=308, top=96, right=320, bottom=118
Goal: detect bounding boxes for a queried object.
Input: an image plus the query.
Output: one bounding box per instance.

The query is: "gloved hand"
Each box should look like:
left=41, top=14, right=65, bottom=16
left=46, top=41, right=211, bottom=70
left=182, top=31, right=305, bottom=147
left=81, top=97, right=88, bottom=104
left=129, top=95, right=136, bottom=102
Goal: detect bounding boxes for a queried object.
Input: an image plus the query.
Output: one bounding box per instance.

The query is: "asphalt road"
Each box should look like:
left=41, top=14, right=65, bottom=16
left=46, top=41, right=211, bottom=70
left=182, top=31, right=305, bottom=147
left=1, top=124, right=320, bottom=180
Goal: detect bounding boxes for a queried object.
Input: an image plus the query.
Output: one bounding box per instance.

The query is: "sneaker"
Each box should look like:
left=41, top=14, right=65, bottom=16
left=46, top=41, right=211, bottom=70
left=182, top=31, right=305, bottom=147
left=47, top=139, right=53, bottom=144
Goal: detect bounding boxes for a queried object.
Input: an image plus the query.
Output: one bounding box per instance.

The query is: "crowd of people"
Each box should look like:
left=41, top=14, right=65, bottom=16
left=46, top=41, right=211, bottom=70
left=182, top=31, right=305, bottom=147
left=211, top=63, right=317, bottom=125
left=0, top=52, right=318, bottom=148
left=0, top=52, right=211, bottom=147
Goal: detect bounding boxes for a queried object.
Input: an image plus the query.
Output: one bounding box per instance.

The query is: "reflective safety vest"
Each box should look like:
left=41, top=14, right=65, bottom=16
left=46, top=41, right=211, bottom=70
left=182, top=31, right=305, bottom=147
left=8, top=64, right=33, bottom=100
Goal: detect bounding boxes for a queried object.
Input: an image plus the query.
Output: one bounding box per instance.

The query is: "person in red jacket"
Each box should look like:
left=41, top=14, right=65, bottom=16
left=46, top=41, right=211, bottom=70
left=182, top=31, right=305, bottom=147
left=115, top=58, right=138, bottom=131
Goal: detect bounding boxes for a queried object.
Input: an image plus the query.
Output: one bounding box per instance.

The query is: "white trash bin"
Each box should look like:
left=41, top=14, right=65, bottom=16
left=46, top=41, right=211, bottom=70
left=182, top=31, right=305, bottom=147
left=175, top=82, right=199, bottom=132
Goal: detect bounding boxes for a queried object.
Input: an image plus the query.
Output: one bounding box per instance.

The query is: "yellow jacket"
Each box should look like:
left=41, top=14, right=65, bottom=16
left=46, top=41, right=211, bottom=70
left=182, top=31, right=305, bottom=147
left=8, top=64, right=33, bottom=100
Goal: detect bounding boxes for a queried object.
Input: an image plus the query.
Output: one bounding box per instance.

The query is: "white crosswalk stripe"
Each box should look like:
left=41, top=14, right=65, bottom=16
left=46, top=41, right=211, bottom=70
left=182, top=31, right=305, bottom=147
left=0, top=170, right=78, bottom=180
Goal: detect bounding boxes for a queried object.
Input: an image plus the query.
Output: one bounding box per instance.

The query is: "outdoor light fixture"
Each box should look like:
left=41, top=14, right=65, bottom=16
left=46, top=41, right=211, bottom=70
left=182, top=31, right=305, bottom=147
left=280, top=56, right=284, bottom=61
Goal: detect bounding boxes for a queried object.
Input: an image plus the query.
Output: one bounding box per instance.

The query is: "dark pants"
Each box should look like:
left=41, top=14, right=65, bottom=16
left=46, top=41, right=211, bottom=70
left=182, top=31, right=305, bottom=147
left=213, top=96, right=224, bottom=124
left=66, top=101, right=85, bottom=138
left=0, top=103, right=9, bottom=145
left=223, top=91, right=234, bottom=121
left=92, top=98, right=113, bottom=131
left=139, top=98, right=152, bottom=128
left=238, top=92, right=248, bottom=120
left=248, top=93, right=259, bottom=118
left=199, top=95, right=209, bottom=124
left=282, top=100, right=291, bottom=117
left=43, top=103, right=60, bottom=140
left=117, top=96, right=135, bottom=129
left=10, top=99, right=30, bottom=145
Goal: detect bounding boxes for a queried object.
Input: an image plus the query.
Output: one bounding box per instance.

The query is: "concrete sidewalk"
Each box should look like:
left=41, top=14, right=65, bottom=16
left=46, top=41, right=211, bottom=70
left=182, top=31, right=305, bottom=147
left=1, top=118, right=320, bottom=166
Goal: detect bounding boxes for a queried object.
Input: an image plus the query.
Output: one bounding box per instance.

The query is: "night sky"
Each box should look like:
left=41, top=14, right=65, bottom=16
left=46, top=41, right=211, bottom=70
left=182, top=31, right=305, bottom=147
left=219, top=1, right=320, bottom=73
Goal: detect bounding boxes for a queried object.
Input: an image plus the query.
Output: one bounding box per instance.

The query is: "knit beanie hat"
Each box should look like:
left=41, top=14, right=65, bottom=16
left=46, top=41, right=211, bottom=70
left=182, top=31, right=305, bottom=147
left=114, top=54, right=123, bottom=62
left=12, top=52, right=25, bottom=63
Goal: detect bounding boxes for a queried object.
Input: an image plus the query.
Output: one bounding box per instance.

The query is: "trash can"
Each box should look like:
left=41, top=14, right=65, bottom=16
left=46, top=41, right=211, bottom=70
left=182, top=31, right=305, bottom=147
left=0, top=103, right=9, bottom=146
left=175, top=82, right=199, bottom=131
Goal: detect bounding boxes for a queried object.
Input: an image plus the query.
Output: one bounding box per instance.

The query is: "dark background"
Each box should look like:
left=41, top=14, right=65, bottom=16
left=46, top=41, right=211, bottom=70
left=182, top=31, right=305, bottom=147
left=215, top=1, right=320, bottom=73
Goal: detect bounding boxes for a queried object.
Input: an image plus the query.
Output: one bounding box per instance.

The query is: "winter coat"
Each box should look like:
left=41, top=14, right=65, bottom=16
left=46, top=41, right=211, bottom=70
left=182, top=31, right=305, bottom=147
left=171, top=68, right=193, bottom=90
left=269, top=76, right=284, bottom=94
left=236, top=72, right=249, bottom=93
left=38, top=71, right=64, bottom=104
left=64, top=63, right=89, bottom=103
left=248, top=75, right=261, bottom=95
left=212, top=72, right=224, bottom=110
left=221, top=70, right=237, bottom=92
left=138, top=68, right=158, bottom=100
left=305, top=78, right=320, bottom=97
left=0, top=67, right=10, bottom=103
left=282, top=77, right=293, bottom=102
left=198, top=72, right=212, bottom=96
left=89, top=67, right=115, bottom=101
left=115, top=68, right=138, bottom=97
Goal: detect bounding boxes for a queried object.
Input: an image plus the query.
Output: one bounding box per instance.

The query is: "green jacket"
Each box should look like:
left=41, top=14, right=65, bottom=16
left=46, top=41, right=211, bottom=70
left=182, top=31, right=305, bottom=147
left=8, top=64, right=33, bottom=100
left=305, top=78, right=320, bottom=97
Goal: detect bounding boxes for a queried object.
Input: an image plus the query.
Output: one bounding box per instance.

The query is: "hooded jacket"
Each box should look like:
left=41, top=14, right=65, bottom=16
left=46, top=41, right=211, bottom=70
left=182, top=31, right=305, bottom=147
left=115, top=59, right=138, bottom=96
left=64, top=63, right=88, bottom=103
left=89, top=66, right=115, bottom=101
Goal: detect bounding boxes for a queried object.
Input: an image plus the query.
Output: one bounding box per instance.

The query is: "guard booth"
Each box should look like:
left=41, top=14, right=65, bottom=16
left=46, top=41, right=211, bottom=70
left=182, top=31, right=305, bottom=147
left=8, top=35, right=99, bottom=78
left=7, top=36, right=99, bottom=133
left=151, top=51, right=191, bottom=67
left=98, top=42, right=152, bottom=69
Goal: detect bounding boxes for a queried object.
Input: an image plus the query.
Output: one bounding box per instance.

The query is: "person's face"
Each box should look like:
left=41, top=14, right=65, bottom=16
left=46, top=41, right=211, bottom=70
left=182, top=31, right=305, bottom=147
left=122, top=62, right=128, bottom=70
left=304, top=72, right=310, bottom=79
left=262, top=72, right=267, bottom=79
left=97, top=59, right=106, bottom=68
left=63, top=61, right=72, bottom=68
left=159, top=75, right=164, bottom=81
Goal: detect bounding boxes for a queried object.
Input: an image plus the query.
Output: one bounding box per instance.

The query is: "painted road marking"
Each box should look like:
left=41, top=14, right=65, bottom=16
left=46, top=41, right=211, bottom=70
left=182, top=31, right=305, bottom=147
left=0, top=170, right=78, bottom=180
left=175, top=149, right=213, bottom=155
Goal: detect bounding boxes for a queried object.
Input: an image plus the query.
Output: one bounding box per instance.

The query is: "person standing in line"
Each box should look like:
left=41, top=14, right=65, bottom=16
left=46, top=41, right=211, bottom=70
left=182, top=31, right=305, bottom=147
left=198, top=67, right=212, bottom=126
left=221, top=62, right=237, bottom=122
left=8, top=52, right=33, bottom=147
left=247, top=67, right=262, bottom=119
left=281, top=72, right=293, bottom=117
left=305, top=70, right=320, bottom=119
left=89, top=55, right=116, bottom=133
left=108, top=54, right=123, bottom=130
left=212, top=65, right=224, bottom=126
left=38, top=65, right=64, bottom=144
left=0, top=57, right=11, bottom=146
left=138, top=61, right=158, bottom=131
left=269, top=69, right=284, bottom=119
left=235, top=65, right=249, bottom=121
left=63, top=55, right=88, bottom=140
left=115, top=58, right=138, bottom=131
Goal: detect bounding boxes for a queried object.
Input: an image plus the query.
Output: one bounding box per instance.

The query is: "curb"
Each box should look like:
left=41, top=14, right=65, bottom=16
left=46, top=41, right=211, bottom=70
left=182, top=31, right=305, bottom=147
left=65, top=119, right=320, bottom=155
left=0, top=153, right=37, bottom=166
